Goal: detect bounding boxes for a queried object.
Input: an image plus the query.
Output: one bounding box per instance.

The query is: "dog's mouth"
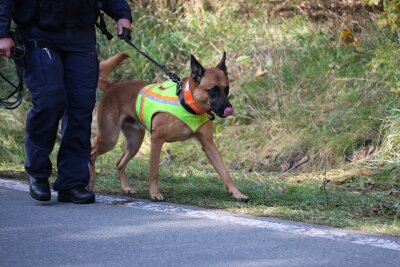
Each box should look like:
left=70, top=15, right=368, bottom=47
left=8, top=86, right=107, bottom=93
left=209, top=96, right=234, bottom=118
left=223, top=107, right=234, bottom=117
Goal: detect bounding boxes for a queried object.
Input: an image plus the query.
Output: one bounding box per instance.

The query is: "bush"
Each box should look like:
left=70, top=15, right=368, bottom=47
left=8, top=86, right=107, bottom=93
left=365, top=0, right=400, bottom=31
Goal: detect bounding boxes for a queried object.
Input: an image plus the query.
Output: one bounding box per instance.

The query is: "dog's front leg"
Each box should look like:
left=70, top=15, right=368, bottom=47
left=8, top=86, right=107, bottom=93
left=196, top=123, right=249, bottom=202
left=149, top=135, right=165, bottom=202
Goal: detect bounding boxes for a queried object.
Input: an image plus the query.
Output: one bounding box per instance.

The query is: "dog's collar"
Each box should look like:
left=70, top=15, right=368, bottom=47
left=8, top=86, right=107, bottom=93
left=178, top=81, right=207, bottom=115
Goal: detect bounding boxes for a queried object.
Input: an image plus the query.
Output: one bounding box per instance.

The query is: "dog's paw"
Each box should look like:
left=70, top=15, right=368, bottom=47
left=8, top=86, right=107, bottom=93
left=122, top=186, right=136, bottom=195
left=150, top=193, right=165, bottom=202
left=87, top=183, right=94, bottom=192
left=232, top=192, right=250, bottom=203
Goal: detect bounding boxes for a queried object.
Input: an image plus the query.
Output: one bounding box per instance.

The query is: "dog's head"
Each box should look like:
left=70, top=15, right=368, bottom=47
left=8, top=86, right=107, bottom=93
left=188, top=52, right=233, bottom=118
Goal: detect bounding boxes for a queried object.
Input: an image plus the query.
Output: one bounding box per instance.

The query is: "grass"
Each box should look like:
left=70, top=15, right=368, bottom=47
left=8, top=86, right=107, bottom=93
left=1, top=1, right=400, bottom=236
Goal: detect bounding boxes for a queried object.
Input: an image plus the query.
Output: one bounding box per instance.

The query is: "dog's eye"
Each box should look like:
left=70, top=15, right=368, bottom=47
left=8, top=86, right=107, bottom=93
left=207, top=87, right=219, bottom=97
left=224, top=87, right=230, bottom=96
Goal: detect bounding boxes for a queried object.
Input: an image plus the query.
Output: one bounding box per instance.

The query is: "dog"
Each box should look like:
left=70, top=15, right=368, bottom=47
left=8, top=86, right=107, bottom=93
left=89, top=52, right=249, bottom=203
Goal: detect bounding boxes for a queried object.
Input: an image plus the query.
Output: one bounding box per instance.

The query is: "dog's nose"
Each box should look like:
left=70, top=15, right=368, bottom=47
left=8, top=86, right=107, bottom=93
left=224, top=107, right=234, bottom=117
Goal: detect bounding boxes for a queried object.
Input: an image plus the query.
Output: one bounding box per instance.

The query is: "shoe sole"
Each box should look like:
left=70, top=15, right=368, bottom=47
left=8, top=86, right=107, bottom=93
left=57, top=194, right=95, bottom=204
left=29, top=189, right=51, bottom=202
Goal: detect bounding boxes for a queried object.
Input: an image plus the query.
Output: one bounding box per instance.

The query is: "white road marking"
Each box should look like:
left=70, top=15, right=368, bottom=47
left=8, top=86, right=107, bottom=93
left=1, top=178, right=399, bottom=252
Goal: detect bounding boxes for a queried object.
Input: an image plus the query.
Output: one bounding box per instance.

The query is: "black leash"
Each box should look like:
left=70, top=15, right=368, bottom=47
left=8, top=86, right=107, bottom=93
left=117, top=27, right=183, bottom=95
left=94, top=12, right=183, bottom=94
left=0, top=42, right=26, bottom=110
left=115, top=27, right=215, bottom=119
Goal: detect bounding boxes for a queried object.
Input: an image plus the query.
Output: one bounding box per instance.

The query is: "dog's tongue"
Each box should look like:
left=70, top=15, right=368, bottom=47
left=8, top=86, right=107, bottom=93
left=224, top=107, right=234, bottom=117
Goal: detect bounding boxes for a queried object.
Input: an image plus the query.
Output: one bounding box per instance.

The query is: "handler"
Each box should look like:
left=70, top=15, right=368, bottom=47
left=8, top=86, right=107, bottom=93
left=0, top=0, right=132, bottom=204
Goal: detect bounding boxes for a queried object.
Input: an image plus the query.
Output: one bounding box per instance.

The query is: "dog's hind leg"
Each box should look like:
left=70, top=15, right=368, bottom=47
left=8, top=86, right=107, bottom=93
left=88, top=110, right=121, bottom=191
left=116, top=118, right=145, bottom=194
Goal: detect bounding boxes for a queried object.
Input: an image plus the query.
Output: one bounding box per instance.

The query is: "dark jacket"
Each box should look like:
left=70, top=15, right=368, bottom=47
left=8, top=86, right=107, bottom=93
left=0, top=0, right=132, bottom=37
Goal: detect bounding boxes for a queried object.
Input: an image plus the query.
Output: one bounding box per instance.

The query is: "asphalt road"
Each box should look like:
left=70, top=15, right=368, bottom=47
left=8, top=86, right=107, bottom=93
left=1, top=179, right=399, bottom=267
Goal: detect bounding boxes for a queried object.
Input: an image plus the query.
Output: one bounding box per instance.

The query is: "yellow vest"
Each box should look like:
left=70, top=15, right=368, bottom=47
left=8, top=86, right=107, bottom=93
left=135, top=80, right=209, bottom=132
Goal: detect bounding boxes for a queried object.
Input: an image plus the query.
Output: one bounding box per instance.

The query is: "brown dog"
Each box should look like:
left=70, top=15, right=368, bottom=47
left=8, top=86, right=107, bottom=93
left=89, top=52, right=249, bottom=202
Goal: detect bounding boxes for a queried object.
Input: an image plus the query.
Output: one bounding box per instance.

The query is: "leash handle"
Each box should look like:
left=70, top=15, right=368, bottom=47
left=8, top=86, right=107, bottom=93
left=118, top=27, right=132, bottom=41
left=118, top=27, right=182, bottom=94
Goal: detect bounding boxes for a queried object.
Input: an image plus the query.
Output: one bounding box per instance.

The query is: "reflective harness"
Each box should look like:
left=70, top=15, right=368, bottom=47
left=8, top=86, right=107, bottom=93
left=136, top=80, right=209, bottom=132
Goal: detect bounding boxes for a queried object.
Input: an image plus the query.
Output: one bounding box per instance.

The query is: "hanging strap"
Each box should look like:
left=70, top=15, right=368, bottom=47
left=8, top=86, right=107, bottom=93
left=95, top=12, right=113, bottom=41
left=0, top=30, right=27, bottom=110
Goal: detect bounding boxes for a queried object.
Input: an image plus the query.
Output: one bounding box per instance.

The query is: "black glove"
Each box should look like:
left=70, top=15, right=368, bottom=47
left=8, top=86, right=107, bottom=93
left=118, top=27, right=132, bottom=41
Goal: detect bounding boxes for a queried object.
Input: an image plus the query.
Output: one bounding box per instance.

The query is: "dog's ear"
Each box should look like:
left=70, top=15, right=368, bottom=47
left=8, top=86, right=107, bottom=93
left=216, top=51, right=228, bottom=76
left=191, top=54, right=205, bottom=84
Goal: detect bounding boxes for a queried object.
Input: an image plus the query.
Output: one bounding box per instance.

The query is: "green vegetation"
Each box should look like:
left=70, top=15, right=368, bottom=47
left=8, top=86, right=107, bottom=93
left=0, top=1, right=399, bottom=236
left=366, top=0, right=400, bottom=31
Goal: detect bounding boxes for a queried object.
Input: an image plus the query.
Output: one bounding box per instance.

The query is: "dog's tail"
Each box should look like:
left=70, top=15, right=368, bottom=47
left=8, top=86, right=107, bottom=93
left=98, top=52, right=130, bottom=91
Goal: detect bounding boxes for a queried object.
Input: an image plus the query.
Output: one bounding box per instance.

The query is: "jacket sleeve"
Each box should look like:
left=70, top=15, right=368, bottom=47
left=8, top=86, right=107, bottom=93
left=101, top=0, right=132, bottom=22
left=0, top=0, right=14, bottom=38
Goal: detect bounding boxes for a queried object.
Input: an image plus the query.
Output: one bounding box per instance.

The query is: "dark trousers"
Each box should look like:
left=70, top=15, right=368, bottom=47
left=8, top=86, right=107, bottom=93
left=23, top=26, right=98, bottom=190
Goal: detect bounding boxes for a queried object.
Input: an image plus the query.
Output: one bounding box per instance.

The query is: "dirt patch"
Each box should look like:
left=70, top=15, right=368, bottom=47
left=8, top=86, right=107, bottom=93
left=269, top=0, right=379, bottom=30
left=280, top=165, right=373, bottom=185
left=273, top=0, right=367, bottom=18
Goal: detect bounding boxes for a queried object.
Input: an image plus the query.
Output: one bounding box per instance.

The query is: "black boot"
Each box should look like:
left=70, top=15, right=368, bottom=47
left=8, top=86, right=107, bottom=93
left=57, top=186, right=95, bottom=204
left=29, top=176, right=51, bottom=201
